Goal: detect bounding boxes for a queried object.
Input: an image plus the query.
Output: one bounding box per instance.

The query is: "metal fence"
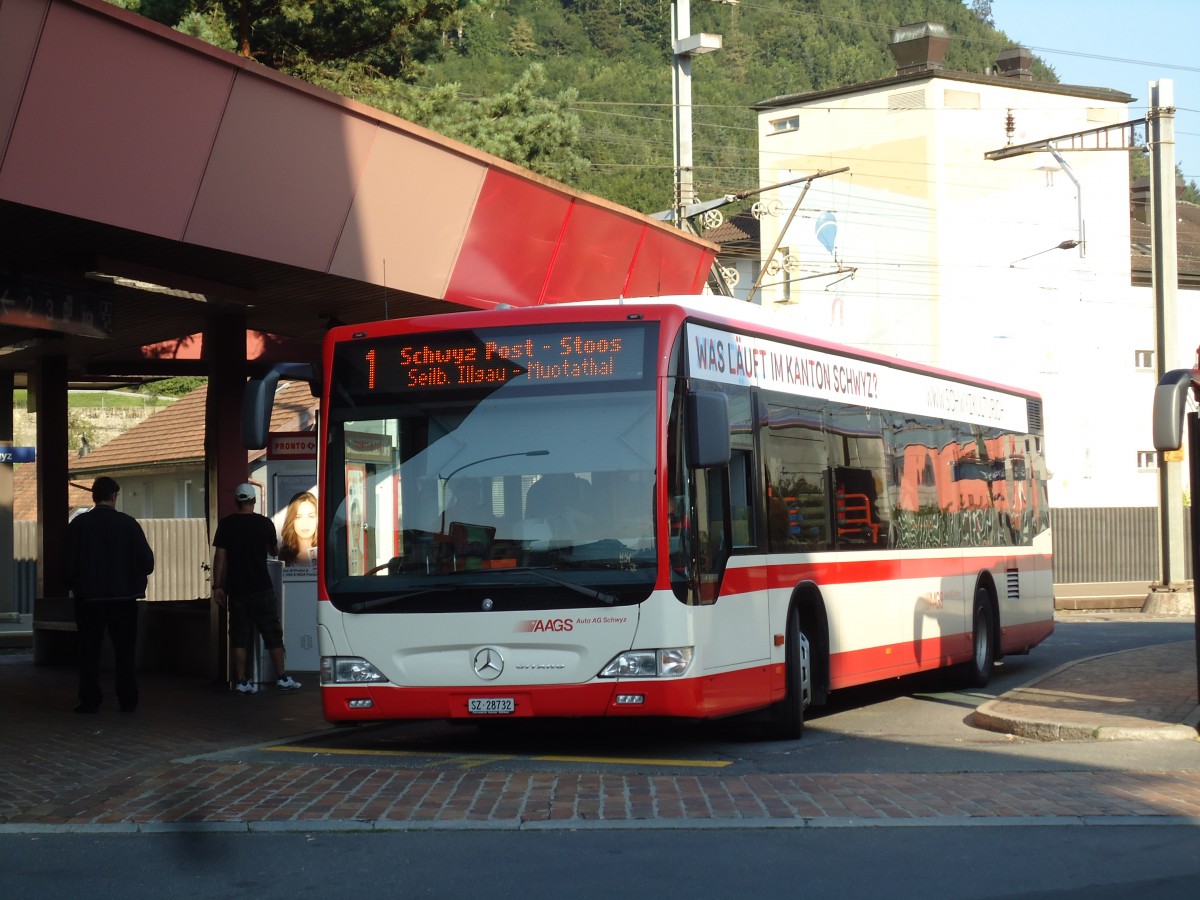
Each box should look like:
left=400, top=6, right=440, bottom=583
left=13, top=522, right=36, bottom=613
left=1049, top=507, right=1189, bottom=585
left=13, top=518, right=211, bottom=613
left=8, top=508, right=1192, bottom=613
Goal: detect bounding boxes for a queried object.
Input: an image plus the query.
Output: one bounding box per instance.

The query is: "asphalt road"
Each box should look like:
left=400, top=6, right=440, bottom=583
left=3, top=614, right=1198, bottom=898
left=192, top=613, right=1200, bottom=776
left=4, top=825, right=1199, bottom=899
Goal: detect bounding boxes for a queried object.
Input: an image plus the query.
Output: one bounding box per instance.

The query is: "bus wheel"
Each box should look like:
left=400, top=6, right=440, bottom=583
left=766, top=605, right=809, bottom=740
left=963, top=586, right=996, bottom=688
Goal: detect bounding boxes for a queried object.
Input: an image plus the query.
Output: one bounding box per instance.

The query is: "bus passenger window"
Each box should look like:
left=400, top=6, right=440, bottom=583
left=764, top=400, right=829, bottom=552
left=834, top=467, right=885, bottom=548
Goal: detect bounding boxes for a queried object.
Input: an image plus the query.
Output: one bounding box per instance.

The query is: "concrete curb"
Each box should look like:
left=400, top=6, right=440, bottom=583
left=971, top=646, right=1200, bottom=742
left=971, top=705, right=1199, bottom=742
left=7, top=815, right=1200, bottom=835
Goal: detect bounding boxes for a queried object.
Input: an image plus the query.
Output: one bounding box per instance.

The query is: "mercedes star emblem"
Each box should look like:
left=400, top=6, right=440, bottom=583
left=473, top=647, right=504, bottom=681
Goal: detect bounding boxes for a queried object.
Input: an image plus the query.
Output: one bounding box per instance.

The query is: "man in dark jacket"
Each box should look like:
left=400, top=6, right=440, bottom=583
left=65, top=476, right=155, bottom=713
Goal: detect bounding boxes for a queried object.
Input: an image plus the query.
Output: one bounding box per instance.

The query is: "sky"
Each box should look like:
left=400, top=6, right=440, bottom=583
left=987, top=0, right=1199, bottom=182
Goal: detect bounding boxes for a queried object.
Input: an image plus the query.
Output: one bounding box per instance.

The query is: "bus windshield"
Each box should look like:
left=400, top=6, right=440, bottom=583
left=322, top=321, right=659, bottom=613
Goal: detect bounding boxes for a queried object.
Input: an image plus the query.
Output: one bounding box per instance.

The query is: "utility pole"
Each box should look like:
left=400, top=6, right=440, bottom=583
left=986, top=84, right=1184, bottom=597
left=1149, top=80, right=1184, bottom=591
left=671, top=0, right=721, bottom=226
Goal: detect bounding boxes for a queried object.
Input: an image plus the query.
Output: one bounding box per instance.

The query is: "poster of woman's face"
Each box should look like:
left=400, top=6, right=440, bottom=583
left=279, top=490, right=319, bottom=567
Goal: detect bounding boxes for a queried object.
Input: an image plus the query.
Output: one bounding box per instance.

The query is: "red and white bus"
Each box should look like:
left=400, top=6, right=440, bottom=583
left=246, top=297, right=1053, bottom=738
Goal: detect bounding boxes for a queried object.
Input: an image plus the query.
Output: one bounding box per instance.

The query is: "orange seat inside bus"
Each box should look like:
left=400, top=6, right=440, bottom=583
left=836, top=492, right=880, bottom=543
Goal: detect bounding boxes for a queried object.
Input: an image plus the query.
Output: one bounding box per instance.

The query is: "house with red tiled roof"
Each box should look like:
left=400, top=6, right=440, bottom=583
left=11, top=467, right=92, bottom=521
left=26, top=380, right=319, bottom=520
left=1131, top=198, right=1200, bottom=290
left=704, top=211, right=761, bottom=302
left=10, top=380, right=318, bottom=618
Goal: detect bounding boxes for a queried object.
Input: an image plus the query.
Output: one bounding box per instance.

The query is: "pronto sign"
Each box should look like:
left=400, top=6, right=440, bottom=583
left=266, top=432, right=317, bottom=461
left=685, top=323, right=1030, bottom=432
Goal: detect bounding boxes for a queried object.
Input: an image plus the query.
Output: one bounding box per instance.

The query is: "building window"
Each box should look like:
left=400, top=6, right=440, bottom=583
left=770, top=115, right=799, bottom=134
left=1134, top=349, right=1154, bottom=370
left=888, top=90, right=925, bottom=110
left=1137, top=450, right=1157, bottom=469
left=944, top=89, right=980, bottom=110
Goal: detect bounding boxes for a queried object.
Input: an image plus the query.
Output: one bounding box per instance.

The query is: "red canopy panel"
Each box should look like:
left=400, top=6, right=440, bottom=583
left=0, top=0, right=715, bottom=314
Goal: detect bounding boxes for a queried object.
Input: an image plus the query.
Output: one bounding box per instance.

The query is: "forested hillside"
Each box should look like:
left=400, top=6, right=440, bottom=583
left=114, top=1, right=1053, bottom=213
left=407, top=0, right=1037, bottom=212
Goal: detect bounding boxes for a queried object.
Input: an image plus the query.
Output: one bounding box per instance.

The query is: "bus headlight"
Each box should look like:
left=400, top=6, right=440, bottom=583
left=598, top=647, right=693, bottom=678
left=321, top=656, right=388, bottom=685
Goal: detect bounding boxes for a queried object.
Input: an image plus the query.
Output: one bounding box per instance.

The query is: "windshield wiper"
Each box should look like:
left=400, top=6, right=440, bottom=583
left=348, top=586, right=453, bottom=613
left=506, top=567, right=619, bottom=605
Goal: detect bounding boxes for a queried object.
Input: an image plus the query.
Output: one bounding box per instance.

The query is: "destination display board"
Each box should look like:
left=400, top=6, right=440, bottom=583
left=335, top=323, right=652, bottom=397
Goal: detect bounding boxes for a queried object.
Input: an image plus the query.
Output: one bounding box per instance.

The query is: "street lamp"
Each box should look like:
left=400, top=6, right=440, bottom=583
left=1008, top=239, right=1080, bottom=268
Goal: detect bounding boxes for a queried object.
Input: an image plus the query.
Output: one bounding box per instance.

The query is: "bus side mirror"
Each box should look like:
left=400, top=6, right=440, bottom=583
left=242, top=379, right=272, bottom=450
left=687, top=391, right=731, bottom=468
left=242, top=363, right=320, bottom=450
left=1152, top=369, right=1197, bottom=452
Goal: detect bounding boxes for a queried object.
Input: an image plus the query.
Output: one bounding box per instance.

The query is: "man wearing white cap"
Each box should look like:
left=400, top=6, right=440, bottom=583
left=211, top=483, right=301, bottom=694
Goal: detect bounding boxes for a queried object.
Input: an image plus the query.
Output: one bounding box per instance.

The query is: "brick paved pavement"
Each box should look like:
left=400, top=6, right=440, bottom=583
left=973, top=640, right=1200, bottom=741
left=1, top=640, right=1198, bottom=833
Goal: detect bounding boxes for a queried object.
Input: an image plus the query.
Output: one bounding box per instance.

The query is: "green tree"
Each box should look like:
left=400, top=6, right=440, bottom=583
left=578, top=3, right=628, bottom=56
left=444, top=64, right=589, bottom=183
left=133, top=0, right=492, bottom=79
left=138, top=376, right=207, bottom=398
left=508, top=17, right=538, bottom=57
left=969, top=0, right=995, bottom=28
left=174, top=1, right=236, bottom=51
left=67, top=409, right=99, bottom=456
left=121, top=0, right=1185, bottom=215
left=311, top=62, right=589, bottom=182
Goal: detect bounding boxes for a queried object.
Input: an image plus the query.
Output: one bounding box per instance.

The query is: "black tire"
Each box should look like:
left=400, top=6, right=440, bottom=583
left=765, top=605, right=805, bottom=740
left=963, top=586, right=996, bottom=688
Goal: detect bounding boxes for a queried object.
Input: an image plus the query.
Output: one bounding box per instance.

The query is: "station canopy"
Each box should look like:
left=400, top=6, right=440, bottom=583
left=0, top=0, right=716, bottom=387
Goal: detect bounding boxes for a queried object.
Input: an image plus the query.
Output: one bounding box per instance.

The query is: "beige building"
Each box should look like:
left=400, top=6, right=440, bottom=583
left=742, top=23, right=1198, bottom=509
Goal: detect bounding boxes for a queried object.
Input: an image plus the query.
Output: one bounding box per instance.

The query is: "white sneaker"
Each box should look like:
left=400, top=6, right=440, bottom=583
left=276, top=675, right=302, bottom=691
left=235, top=679, right=258, bottom=695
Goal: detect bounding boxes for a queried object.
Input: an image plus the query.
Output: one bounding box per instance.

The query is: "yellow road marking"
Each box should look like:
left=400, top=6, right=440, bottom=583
left=267, top=745, right=513, bottom=770
left=534, top=754, right=730, bottom=768
left=269, top=745, right=512, bottom=760
left=266, top=744, right=730, bottom=768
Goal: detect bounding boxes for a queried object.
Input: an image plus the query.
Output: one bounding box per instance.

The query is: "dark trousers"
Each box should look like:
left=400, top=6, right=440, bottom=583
left=74, top=599, right=139, bottom=711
